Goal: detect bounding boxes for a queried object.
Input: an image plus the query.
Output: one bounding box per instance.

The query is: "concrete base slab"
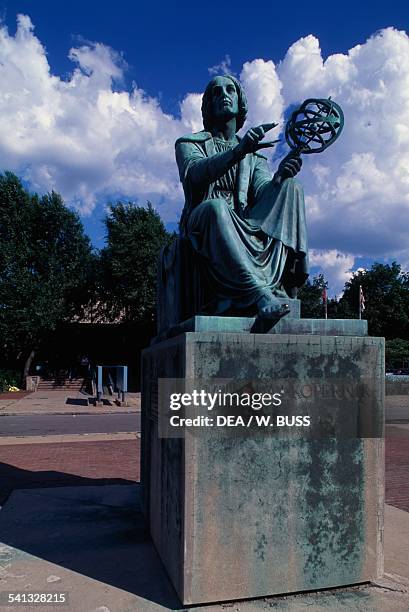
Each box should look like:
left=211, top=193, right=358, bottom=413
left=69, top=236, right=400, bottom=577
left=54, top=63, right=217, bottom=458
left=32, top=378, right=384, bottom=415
left=0, top=485, right=408, bottom=611
left=157, top=313, right=367, bottom=340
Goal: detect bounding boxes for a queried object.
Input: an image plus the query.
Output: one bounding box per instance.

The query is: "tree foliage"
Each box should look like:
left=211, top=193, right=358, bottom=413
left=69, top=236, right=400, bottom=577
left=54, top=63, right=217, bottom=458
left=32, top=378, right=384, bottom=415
left=0, top=172, right=94, bottom=373
left=385, top=338, right=409, bottom=370
left=338, top=262, right=409, bottom=338
left=99, top=201, right=173, bottom=323
left=298, top=264, right=409, bottom=342
left=3, top=169, right=409, bottom=381
left=297, top=273, right=328, bottom=318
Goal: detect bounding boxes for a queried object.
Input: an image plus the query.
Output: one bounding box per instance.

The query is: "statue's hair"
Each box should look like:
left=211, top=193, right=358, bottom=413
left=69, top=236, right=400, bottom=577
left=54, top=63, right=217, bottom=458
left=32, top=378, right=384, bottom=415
left=201, top=75, right=248, bottom=132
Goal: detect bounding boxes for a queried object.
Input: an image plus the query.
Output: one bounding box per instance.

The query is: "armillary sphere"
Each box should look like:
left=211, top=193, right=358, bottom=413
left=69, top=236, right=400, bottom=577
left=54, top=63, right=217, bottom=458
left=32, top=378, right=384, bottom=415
left=285, top=98, right=344, bottom=154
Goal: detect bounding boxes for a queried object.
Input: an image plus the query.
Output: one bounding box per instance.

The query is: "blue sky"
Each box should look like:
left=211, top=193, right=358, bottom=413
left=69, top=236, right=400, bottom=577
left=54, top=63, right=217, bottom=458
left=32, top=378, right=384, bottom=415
left=0, top=1, right=408, bottom=293
left=2, top=1, right=408, bottom=112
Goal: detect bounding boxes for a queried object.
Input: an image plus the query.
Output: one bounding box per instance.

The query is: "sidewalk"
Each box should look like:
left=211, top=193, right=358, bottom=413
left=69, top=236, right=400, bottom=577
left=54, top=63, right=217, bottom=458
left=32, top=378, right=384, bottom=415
left=0, top=485, right=408, bottom=612
left=0, top=437, right=140, bottom=506
left=0, top=389, right=140, bottom=415
left=386, top=424, right=409, bottom=512
left=0, top=393, right=408, bottom=610
left=1, top=390, right=408, bottom=418
left=386, top=395, right=409, bottom=421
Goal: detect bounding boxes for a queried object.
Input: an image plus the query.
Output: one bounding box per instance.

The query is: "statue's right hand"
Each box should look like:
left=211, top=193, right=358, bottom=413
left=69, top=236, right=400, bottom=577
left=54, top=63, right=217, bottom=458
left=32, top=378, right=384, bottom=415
left=236, top=123, right=280, bottom=157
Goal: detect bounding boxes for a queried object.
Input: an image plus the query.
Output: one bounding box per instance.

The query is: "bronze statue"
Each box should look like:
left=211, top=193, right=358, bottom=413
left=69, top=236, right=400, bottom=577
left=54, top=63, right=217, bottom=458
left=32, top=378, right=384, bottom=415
left=158, top=76, right=344, bottom=335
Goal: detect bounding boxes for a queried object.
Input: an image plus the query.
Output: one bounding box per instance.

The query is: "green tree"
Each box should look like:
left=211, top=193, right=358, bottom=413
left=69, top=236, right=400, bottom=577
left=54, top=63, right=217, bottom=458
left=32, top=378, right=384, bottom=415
left=100, top=201, right=173, bottom=323
left=338, top=262, right=409, bottom=338
left=297, top=273, right=328, bottom=318
left=385, top=339, right=409, bottom=370
left=0, top=172, right=94, bottom=377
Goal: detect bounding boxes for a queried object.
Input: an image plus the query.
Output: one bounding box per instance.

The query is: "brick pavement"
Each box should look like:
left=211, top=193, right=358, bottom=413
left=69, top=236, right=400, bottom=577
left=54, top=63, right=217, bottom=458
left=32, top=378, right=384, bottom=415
left=0, top=426, right=408, bottom=513
left=386, top=425, right=409, bottom=513
left=0, top=439, right=140, bottom=505
left=0, top=391, right=32, bottom=400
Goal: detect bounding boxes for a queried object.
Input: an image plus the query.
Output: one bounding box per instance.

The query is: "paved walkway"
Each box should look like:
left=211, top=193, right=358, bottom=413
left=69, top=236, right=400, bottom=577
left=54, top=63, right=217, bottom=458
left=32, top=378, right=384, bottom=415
left=0, top=485, right=408, bottom=611
left=0, top=389, right=140, bottom=415
left=0, top=438, right=140, bottom=505
left=0, top=424, right=407, bottom=512
left=386, top=424, right=409, bottom=512
left=386, top=394, right=409, bottom=421
left=0, top=432, right=139, bottom=445
left=0, top=393, right=408, bottom=610
left=2, top=390, right=408, bottom=419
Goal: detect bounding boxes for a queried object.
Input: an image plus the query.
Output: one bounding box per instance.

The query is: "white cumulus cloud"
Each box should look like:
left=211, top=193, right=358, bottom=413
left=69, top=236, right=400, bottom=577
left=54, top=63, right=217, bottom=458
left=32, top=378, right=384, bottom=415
left=276, top=28, right=409, bottom=292
left=208, top=54, right=233, bottom=76
left=240, top=59, right=284, bottom=130
left=0, top=14, right=188, bottom=218
left=309, top=250, right=355, bottom=297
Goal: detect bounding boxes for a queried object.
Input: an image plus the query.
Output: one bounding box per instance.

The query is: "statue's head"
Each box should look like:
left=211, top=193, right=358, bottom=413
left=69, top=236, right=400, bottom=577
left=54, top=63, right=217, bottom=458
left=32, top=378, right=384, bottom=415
left=201, top=75, right=248, bottom=132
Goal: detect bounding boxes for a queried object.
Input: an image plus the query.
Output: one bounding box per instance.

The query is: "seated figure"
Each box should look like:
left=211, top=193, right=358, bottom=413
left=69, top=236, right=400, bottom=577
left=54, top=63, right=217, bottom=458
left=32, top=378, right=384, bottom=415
left=157, top=75, right=308, bottom=335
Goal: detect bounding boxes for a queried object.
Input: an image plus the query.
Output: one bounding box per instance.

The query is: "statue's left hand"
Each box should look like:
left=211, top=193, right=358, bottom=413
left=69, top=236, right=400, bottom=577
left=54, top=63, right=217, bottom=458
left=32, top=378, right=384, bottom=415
left=274, top=153, right=303, bottom=183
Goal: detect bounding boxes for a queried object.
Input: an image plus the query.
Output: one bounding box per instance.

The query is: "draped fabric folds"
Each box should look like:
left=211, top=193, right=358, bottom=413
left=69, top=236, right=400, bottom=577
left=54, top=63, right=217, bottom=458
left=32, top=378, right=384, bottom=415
left=157, top=132, right=309, bottom=336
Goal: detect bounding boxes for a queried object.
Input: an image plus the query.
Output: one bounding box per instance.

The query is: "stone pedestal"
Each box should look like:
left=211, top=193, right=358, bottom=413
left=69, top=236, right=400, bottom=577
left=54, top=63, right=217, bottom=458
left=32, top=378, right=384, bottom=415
left=141, top=320, right=384, bottom=606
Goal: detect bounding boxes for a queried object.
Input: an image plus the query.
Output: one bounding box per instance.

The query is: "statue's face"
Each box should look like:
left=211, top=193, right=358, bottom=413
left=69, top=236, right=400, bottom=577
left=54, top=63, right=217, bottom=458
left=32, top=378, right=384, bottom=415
left=210, top=76, right=238, bottom=121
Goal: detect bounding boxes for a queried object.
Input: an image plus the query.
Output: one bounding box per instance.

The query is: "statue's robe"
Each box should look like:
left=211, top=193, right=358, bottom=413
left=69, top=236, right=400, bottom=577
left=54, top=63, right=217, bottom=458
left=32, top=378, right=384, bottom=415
left=157, top=131, right=308, bottom=335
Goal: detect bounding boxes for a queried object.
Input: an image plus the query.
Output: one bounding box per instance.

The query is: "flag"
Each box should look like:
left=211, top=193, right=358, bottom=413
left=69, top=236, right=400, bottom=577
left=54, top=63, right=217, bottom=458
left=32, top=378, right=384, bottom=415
left=359, top=286, right=365, bottom=311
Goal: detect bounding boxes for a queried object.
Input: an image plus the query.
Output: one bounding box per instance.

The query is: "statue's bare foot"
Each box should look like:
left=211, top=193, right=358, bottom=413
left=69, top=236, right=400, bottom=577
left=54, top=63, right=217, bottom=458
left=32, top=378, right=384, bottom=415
left=251, top=294, right=290, bottom=333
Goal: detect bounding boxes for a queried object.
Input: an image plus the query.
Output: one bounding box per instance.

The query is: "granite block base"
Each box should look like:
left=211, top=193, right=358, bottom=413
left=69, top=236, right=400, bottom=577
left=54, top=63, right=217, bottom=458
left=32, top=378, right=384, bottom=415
left=141, top=328, right=384, bottom=605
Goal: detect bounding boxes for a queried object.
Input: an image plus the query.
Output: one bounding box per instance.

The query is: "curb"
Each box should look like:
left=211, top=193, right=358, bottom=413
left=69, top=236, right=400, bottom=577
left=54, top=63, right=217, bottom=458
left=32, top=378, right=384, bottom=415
left=0, top=432, right=141, bottom=445
left=0, top=409, right=141, bottom=417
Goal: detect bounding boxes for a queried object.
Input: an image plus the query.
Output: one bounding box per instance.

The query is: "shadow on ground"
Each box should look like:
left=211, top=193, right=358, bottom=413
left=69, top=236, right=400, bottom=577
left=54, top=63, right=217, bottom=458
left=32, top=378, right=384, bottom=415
left=1, top=466, right=409, bottom=611
left=65, top=397, right=114, bottom=406
left=0, top=462, right=135, bottom=505
left=65, top=398, right=89, bottom=406
left=0, top=469, right=182, bottom=609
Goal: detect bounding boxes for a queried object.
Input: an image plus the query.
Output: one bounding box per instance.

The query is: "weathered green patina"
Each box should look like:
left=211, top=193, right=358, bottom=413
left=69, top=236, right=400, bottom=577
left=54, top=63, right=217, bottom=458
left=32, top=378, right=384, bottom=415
left=158, top=76, right=309, bottom=335
left=158, top=78, right=344, bottom=336
left=285, top=98, right=344, bottom=154
left=141, top=331, right=384, bottom=605
left=155, top=311, right=369, bottom=339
